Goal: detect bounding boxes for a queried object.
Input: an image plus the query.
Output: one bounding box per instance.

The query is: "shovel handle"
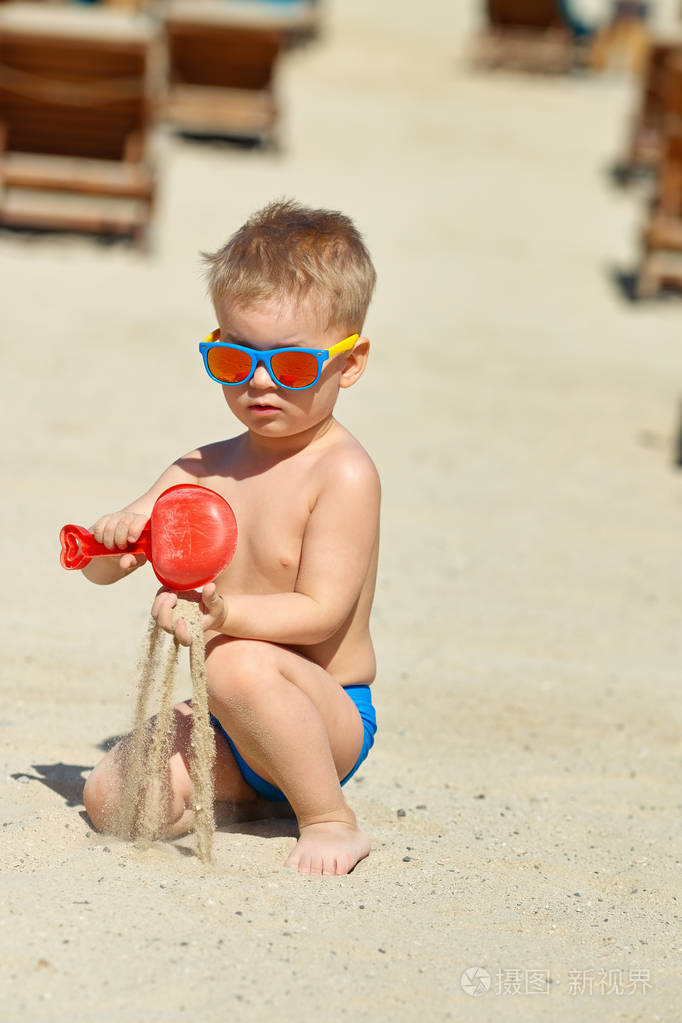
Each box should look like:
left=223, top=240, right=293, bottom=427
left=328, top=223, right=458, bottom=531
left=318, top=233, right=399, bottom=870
left=59, top=523, right=151, bottom=570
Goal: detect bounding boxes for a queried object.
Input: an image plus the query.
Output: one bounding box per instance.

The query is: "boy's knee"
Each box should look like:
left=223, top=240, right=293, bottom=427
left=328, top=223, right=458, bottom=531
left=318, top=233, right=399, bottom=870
left=83, top=709, right=193, bottom=832
left=206, top=638, right=280, bottom=707
left=82, top=765, right=112, bottom=832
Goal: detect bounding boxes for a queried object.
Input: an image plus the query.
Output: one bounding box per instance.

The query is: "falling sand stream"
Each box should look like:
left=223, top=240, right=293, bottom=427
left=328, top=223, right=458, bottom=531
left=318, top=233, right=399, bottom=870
left=108, top=599, right=215, bottom=863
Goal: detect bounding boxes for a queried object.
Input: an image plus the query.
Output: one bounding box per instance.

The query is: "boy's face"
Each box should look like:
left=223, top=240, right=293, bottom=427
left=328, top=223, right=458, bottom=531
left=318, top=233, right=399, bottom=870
left=213, top=297, right=368, bottom=443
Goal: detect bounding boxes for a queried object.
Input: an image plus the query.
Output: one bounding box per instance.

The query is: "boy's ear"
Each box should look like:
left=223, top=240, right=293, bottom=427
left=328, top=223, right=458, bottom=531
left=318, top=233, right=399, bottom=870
left=339, top=337, right=370, bottom=389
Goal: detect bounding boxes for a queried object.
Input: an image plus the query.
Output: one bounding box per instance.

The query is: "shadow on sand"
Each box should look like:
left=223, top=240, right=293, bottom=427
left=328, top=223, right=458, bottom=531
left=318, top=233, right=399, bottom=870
left=12, top=749, right=298, bottom=851
left=11, top=762, right=90, bottom=808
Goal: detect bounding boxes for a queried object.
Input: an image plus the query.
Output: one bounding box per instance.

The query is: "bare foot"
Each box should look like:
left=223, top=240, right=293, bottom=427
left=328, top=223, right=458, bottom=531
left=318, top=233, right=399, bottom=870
left=284, top=821, right=371, bottom=875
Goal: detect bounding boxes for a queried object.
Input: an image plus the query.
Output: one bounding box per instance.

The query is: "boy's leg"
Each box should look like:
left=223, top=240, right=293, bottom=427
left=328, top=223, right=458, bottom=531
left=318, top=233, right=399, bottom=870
left=82, top=701, right=293, bottom=837
left=204, top=636, right=371, bottom=876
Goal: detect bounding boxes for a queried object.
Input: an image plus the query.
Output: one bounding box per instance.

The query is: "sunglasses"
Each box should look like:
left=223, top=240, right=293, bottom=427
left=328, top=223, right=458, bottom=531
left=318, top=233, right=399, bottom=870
left=199, top=329, right=359, bottom=391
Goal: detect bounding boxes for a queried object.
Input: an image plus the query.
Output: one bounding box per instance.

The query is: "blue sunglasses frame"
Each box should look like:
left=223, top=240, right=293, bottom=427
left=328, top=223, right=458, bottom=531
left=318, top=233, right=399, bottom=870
left=199, top=329, right=359, bottom=391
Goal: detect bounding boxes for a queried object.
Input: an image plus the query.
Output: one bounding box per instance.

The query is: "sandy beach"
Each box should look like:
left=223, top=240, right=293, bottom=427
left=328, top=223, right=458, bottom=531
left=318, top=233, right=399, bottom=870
left=1, top=1, right=681, bottom=1019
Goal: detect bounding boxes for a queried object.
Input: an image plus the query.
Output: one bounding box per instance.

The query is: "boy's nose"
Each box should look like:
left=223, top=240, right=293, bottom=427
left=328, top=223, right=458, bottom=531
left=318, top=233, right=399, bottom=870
left=251, top=361, right=274, bottom=388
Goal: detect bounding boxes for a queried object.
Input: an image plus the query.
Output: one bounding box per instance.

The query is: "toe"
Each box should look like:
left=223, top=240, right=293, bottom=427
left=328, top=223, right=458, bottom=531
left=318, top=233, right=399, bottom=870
left=307, top=854, right=323, bottom=875
left=284, top=850, right=300, bottom=871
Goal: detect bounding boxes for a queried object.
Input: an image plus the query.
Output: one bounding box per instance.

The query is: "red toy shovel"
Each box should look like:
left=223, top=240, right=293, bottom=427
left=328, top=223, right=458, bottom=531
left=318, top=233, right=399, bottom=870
left=60, top=484, right=238, bottom=590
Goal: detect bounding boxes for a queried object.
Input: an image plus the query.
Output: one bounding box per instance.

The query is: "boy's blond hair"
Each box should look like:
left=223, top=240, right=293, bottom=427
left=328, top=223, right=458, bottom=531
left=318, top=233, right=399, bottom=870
left=202, top=199, right=376, bottom=333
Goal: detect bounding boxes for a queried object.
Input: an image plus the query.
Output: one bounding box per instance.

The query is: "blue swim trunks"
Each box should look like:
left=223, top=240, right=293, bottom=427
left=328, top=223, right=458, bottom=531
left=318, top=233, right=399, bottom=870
left=210, top=683, right=377, bottom=803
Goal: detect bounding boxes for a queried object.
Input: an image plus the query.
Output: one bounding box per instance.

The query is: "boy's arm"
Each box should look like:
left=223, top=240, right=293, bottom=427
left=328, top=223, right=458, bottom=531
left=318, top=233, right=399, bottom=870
left=81, top=457, right=200, bottom=585
left=203, top=455, right=380, bottom=645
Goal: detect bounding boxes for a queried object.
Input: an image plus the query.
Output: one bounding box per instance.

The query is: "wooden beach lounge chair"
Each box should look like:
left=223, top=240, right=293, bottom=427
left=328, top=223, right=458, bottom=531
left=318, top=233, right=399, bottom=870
left=475, top=0, right=577, bottom=73
left=162, top=0, right=315, bottom=147
left=620, top=41, right=682, bottom=180
left=588, top=0, right=651, bottom=76
left=0, top=3, right=159, bottom=246
left=636, top=58, right=682, bottom=297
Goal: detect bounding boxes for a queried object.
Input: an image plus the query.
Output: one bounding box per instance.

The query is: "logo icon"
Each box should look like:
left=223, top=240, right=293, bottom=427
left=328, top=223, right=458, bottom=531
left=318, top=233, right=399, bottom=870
left=461, top=966, right=491, bottom=996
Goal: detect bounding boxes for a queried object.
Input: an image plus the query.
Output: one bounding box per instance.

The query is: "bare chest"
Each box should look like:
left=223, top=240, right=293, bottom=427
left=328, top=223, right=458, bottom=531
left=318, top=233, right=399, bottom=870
left=200, top=465, right=313, bottom=593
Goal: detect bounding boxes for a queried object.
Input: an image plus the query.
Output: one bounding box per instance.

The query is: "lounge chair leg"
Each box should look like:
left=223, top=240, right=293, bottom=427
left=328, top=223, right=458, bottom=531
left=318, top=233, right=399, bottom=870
left=635, top=258, right=659, bottom=300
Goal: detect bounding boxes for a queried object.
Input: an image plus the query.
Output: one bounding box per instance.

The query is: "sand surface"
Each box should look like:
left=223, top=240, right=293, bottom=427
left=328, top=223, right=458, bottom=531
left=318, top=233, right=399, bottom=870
left=1, top=2, right=681, bottom=1019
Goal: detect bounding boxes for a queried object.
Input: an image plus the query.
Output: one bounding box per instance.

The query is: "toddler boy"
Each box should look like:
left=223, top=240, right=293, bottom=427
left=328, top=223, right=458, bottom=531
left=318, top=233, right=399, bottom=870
left=82, top=199, right=380, bottom=876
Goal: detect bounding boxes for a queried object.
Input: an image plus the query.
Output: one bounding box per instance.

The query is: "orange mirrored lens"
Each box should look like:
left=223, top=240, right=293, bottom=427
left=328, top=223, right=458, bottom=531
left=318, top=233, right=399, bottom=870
left=270, top=350, right=318, bottom=388
left=207, top=346, right=252, bottom=383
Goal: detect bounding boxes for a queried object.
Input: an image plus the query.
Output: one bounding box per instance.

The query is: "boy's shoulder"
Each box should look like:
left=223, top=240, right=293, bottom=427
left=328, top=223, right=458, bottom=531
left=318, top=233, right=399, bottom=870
left=175, top=436, right=240, bottom=477
left=174, top=427, right=379, bottom=499
left=316, top=424, right=380, bottom=497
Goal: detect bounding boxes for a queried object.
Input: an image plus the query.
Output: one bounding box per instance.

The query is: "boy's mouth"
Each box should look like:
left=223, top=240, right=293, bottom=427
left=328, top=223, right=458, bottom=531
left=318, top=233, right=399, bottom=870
left=250, top=402, right=279, bottom=413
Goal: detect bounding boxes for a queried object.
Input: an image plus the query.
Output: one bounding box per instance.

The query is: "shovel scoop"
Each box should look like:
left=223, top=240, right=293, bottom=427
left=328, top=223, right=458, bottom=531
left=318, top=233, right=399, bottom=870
left=60, top=484, right=238, bottom=591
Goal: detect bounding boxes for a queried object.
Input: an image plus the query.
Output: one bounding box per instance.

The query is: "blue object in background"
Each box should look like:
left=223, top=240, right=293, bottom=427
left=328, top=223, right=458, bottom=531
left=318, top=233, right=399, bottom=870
left=559, top=1, right=599, bottom=37
left=559, top=1, right=650, bottom=38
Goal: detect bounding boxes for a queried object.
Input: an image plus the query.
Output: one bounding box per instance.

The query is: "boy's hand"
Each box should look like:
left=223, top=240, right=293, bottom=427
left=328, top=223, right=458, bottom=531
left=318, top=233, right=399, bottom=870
left=199, top=583, right=228, bottom=632
left=151, top=583, right=227, bottom=646
left=91, top=511, right=148, bottom=574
